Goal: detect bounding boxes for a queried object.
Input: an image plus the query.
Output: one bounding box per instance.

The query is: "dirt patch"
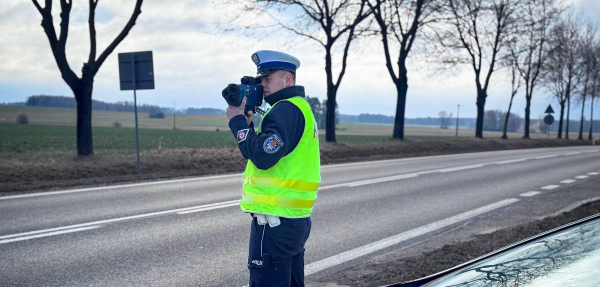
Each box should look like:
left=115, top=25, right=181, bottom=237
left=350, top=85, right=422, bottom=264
left=0, top=138, right=592, bottom=194
left=318, top=200, right=600, bottom=287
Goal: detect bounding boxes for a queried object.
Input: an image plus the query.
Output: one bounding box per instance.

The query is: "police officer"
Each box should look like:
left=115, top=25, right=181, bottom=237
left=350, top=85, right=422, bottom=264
left=226, top=50, right=321, bottom=286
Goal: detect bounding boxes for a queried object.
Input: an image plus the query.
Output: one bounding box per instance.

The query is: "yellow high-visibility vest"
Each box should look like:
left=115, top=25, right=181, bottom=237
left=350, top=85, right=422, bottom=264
left=241, top=96, right=321, bottom=218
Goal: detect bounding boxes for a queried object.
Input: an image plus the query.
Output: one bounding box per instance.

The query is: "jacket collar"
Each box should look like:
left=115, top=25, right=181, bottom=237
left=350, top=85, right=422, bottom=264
left=264, top=86, right=305, bottom=106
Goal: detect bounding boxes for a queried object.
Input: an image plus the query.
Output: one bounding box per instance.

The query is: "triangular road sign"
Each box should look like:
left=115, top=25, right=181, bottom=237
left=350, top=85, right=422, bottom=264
left=545, top=105, right=554, bottom=114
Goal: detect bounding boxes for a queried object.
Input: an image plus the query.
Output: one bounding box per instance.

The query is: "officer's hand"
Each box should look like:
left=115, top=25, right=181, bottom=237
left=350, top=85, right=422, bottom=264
left=226, top=97, right=247, bottom=121
left=246, top=111, right=253, bottom=125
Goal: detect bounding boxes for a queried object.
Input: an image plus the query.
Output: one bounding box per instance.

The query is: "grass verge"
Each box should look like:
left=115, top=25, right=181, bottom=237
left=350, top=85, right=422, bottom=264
left=319, top=199, right=600, bottom=286
left=0, top=136, right=593, bottom=195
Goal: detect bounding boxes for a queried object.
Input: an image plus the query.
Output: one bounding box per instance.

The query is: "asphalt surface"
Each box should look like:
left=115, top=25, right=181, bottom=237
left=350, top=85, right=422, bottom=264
left=1, top=146, right=600, bottom=286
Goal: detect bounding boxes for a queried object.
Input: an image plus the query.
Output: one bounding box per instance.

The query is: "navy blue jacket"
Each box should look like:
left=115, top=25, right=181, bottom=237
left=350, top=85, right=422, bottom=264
left=228, top=86, right=306, bottom=170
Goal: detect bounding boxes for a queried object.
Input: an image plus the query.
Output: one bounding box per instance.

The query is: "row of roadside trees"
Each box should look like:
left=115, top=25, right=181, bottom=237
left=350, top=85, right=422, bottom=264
left=225, top=0, right=600, bottom=142
left=33, top=0, right=600, bottom=155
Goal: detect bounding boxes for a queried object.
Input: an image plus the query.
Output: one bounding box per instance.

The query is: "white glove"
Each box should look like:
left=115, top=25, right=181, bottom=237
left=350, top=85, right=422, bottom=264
left=267, top=215, right=280, bottom=227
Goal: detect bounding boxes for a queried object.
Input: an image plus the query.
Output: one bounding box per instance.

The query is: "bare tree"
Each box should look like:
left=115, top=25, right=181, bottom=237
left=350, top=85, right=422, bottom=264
left=439, top=110, right=453, bottom=129
left=367, top=0, right=443, bottom=139
left=438, top=0, right=519, bottom=138
left=508, top=0, right=559, bottom=139
left=502, top=56, right=522, bottom=139
left=577, top=22, right=597, bottom=140
left=543, top=15, right=581, bottom=139
left=32, top=0, right=144, bottom=155
left=588, top=42, right=600, bottom=140
left=224, top=0, right=375, bottom=142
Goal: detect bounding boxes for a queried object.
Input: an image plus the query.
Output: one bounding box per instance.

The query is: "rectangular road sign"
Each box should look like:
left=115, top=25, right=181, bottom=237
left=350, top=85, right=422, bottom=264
left=118, top=51, right=154, bottom=90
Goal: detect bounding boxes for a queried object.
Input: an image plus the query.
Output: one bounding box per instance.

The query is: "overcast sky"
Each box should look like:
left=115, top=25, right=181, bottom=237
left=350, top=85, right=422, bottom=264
left=0, top=0, right=598, bottom=119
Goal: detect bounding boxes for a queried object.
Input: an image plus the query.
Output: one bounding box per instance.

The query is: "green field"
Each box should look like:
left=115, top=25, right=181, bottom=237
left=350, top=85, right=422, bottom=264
left=0, top=123, right=236, bottom=151
left=0, top=105, right=231, bottom=130
left=0, top=105, right=565, bottom=151
left=0, top=122, right=397, bottom=153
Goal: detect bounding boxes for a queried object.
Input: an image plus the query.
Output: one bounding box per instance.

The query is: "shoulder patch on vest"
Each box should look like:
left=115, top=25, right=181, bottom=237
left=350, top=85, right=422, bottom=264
left=263, top=134, right=284, bottom=154
left=237, top=129, right=249, bottom=143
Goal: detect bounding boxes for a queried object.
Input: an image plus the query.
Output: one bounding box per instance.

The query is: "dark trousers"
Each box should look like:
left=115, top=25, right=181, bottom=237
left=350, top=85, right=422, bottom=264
left=248, top=216, right=311, bottom=287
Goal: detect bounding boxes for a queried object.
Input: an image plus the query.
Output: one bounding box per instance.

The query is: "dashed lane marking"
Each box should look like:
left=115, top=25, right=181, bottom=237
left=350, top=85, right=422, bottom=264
left=560, top=179, right=576, bottom=184
left=438, top=164, right=485, bottom=173
left=576, top=175, right=589, bottom=179
left=495, top=158, right=527, bottom=165
left=304, top=198, right=520, bottom=276
left=541, top=185, right=560, bottom=190
left=588, top=172, right=599, bottom=175
left=565, top=152, right=582, bottom=155
left=535, top=154, right=558, bottom=159
left=520, top=191, right=541, bottom=197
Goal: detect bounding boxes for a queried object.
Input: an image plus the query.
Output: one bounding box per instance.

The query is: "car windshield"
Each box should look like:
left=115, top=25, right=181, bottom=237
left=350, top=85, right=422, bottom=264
left=425, top=218, right=600, bottom=287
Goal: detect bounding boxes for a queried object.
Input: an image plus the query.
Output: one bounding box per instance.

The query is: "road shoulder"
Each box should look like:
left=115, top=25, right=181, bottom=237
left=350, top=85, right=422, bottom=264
left=308, top=174, right=600, bottom=286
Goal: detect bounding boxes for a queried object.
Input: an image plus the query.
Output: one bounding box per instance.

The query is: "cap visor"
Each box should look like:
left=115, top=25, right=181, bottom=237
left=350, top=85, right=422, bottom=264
left=256, top=70, right=277, bottom=79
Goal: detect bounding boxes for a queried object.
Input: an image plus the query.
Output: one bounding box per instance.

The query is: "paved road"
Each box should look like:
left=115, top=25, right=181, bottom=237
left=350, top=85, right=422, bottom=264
left=1, top=146, right=600, bottom=286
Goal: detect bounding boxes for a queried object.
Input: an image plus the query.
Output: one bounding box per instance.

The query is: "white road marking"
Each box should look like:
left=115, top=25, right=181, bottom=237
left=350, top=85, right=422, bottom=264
left=438, top=164, right=485, bottom=173
left=321, top=161, right=496, bottom=189
left=535, top=154, right=558, bottom=159
left=347, top=174, right=419, bottom=187
left=565, top=152, right=582, bottom=155
left=0, top=200, right=241, bottom=241
left=0, top=225, right=101, bottom=245
left=178, top=202, right=241, bottom=214
left=541, top=185, right=560, bottom=190
left=0, top=173, right=241, bottom=201
left=304, top=198, right=520, bottom=276
left=495, top=158, right=527, bottom=165
left=3, top=147, right=587, bottom=200
left=576, top=175, right=589, bottom=179
left=520, top=191, right=541, bottom=197
left=318, top=183, right=351, bottom=190
left=588, top=172, right=599, bottom=175
left=560, top=179, right=576, bottom=184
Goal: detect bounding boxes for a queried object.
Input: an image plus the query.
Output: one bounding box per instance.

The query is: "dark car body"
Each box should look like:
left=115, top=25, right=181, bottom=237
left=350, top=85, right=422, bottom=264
left=386, top=213, right=600, bottom=287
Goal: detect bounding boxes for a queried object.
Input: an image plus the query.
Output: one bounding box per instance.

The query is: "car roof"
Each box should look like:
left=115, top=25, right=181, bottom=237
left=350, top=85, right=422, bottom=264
left=384, top=212, right=600, bottom=287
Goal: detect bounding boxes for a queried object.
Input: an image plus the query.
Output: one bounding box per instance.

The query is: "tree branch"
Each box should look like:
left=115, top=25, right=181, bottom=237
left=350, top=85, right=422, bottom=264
left=88, top=0, right=98, bottom=65
left=58, top=0, right=72, bottom=48
left=32, top=0, right=80, bottom=92
left=368, top=0, right=398, bottom=82
left=32, top=0, right=44, bottom=14
left=89, top=0, right=144, bottom=77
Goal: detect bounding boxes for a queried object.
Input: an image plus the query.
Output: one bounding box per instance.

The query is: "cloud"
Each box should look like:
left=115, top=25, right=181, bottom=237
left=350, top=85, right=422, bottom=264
left=0, top=0, right=596, bottom=121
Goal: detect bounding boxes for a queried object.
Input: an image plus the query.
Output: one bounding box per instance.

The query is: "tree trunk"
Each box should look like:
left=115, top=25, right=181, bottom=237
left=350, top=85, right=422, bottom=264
left=589, top=95, right=595, bottom=140
left=578, top=93, right=586, bottom=140
left=565, top=92, right=571, bottom=139
left=393, top=62, right=408, bottom=140
left=475, top=87, right=486, bottom=138
left=325, top=85, right=337, bottom=142
left=523, top=95, right=532, bottom=139
left=558, top=102, right=565, bottom=139
left=502, top=95, right=515, bottom=139
left=324, top=47, right=336, bottom=143
left=75, top=81, right=94, bottom=155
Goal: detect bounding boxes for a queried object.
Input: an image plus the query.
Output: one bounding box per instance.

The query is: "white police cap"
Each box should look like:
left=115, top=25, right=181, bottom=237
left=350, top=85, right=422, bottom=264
left=251, top=50, right=300, bottom=78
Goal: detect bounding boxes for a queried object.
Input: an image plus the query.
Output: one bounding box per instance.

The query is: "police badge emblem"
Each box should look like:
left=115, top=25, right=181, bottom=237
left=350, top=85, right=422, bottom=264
left=237, top=129, right=249, bottom=143
left=263, top=134, right=284, bottom=154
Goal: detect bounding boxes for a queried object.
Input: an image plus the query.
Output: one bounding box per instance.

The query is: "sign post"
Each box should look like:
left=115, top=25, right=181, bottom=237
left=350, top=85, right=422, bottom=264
left=118, top=51, right=155, bottom=174
left=544, top=104, right=555, bottom=139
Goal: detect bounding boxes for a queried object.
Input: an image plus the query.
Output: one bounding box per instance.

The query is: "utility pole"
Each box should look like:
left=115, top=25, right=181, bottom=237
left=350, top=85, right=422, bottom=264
left=173, top=102, right=176, bottom=130
left=456, top=103, right=460, bottom=137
